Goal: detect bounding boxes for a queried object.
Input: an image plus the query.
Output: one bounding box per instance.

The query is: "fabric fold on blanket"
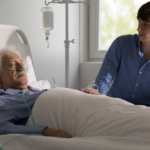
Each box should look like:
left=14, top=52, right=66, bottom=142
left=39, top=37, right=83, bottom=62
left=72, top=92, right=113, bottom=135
left=27, top=88, right=150, bottom=138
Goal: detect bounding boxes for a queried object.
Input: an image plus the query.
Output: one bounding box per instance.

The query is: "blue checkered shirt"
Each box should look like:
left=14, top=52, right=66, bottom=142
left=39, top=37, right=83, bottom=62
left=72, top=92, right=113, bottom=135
left=95, top=34, right=150, bottom=106
left=0, top=86, right=47, bottom=135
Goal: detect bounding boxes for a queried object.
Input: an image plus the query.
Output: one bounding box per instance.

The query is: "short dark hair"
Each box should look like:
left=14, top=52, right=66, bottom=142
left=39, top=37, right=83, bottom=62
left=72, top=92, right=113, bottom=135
left=137, top=1, right=150, bottom=22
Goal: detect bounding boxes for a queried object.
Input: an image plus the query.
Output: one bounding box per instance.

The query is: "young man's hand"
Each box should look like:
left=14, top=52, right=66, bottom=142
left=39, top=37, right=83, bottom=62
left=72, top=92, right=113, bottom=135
left=79, top=87, right=100, bottom=95
left=42, top=128, right=72, bottom=138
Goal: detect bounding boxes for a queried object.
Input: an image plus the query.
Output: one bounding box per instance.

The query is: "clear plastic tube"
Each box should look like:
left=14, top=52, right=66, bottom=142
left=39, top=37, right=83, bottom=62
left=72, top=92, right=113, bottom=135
left=46, top=36, right=58, bottom=87
left=82, top=80, right=99, bottom=92
left=82, top=84, right=98, bottom=92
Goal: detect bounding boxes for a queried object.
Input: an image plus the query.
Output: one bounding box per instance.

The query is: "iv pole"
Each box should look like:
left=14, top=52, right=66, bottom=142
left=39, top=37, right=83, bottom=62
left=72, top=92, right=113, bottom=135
left=45, top=0, right=89, bottom=88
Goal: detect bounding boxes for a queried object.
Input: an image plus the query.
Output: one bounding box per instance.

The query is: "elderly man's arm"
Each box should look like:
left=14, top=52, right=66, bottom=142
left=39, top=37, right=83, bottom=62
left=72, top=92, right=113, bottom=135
left=0, top=121, right=46, bottom=135
left=0, top=121, right=72, bottom=138
left=0, top=109, right=46, bottom=135
left=0, top=108, right=72, bottom=138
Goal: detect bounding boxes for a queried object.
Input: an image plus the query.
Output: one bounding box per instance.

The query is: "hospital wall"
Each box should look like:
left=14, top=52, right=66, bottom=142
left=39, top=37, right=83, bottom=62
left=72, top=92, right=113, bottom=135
left=79, top=1, right=103, bottom=89
left=0, top=0, right=80, bottom=89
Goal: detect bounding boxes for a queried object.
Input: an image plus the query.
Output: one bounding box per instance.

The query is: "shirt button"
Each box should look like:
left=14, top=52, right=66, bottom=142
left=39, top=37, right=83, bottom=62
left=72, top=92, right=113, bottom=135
left=132, top=95, right=134, bottom=97
left=136, top=84, right=138, bottom=86
left=139, top=72, right=142, bottom=74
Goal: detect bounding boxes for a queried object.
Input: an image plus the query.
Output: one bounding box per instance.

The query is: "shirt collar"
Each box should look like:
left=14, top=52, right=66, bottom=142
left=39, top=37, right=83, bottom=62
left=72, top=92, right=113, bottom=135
left=0, top=85, right=40, bottom=95
left=138, top=37, right=144, bottom=57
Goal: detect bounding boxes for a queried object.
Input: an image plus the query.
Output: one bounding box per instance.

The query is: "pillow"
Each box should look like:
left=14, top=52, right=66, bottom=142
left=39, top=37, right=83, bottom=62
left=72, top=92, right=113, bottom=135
left=23, top=55, right=36, bottom=84
left=28, top=80, right=51, bottom=90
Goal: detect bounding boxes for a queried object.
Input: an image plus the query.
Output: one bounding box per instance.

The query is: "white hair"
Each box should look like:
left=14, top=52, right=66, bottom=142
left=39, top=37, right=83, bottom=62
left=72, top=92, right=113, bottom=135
left=0, top=45, right=21, bottom=71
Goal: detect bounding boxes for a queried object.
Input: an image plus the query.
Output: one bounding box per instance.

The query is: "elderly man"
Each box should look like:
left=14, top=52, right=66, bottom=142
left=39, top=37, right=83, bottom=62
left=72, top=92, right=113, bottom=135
left=0, top=46, right=99, bottom=138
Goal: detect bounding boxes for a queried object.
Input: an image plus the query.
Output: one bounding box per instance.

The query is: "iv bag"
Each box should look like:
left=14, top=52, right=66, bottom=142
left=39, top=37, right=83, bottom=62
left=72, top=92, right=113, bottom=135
left=40, top=7, right=54, bottom=31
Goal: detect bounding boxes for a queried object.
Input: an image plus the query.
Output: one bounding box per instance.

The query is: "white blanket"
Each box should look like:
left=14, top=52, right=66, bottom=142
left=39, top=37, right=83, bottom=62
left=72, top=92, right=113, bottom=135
left=1, top=88, right=150, bottom=150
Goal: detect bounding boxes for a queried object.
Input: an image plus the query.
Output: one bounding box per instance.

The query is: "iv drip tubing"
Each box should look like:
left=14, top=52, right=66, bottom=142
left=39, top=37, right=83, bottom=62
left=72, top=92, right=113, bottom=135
left=46, top=36, right=58, bottom=87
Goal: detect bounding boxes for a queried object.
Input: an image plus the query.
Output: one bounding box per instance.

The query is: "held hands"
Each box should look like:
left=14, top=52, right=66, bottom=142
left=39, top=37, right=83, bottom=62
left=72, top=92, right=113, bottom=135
left=79, top=87, right=100, bottom=95
left=42, top=127, right=72, bottom=138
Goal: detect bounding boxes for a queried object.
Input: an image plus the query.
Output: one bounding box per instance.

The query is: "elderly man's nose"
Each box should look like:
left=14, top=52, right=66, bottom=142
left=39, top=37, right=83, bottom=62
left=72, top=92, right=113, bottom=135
left=16, top=64, right=24, bottom=71
left=18, top=63, right=24, bottom=68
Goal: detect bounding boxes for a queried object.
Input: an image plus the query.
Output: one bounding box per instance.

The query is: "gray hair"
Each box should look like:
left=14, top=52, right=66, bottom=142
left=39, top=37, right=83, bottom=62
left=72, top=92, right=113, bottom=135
left=0, top=45, right=21, bottom=72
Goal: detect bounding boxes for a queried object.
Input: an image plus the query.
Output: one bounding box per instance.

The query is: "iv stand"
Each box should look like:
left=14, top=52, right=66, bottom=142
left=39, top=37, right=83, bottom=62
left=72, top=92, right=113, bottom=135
left=45, top=0, right=89, bottom=88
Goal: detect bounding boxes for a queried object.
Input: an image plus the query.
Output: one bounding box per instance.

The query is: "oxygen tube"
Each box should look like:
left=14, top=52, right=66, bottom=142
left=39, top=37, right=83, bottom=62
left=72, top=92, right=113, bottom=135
left=0, top=79, right=43, bottom=150
left=22, top=88, right=35, bottom=126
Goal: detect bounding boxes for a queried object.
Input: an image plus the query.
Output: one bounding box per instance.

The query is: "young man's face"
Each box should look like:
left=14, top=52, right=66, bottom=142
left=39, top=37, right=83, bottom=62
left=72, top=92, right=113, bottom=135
left=137, top=18, right=150, bottom=42
left=0, top=52, right=28, bottom=89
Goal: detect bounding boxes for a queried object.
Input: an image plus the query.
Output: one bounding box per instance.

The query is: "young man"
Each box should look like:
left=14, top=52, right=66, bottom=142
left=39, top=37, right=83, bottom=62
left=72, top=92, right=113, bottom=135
left=95, top=2, right=150, bottom=107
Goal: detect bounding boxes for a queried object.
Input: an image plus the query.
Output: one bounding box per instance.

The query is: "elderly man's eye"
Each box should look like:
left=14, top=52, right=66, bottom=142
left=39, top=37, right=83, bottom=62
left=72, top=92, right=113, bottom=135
left=9, top=66, right=15, bottom=68
left=9, top=63, right=15, bottom=66
left=7, top=66, right=16, bottom=71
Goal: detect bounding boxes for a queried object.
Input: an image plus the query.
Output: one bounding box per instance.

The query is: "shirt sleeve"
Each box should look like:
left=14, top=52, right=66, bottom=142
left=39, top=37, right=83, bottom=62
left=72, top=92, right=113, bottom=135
left=0, top=108, right=46, bottom=135
left=95, top=37, right=122, bottom=95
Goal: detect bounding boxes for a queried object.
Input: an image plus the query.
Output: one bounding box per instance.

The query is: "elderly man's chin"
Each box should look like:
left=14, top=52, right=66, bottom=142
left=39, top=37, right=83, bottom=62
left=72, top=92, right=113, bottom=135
left=16, top=75, right=28, bottom=84
left=17, top=73, right=26, bottom=78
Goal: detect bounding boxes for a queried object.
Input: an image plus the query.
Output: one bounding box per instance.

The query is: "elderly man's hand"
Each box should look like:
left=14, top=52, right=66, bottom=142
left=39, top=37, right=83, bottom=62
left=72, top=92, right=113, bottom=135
left=42, top=128, right=72, bottom=138
left=79, top=88, right=100, bottom=95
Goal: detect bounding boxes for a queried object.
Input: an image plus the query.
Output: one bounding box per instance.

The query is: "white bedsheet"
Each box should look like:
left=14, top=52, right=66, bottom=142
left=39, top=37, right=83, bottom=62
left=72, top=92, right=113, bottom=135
left=0, top=134, right=150, bottom=150
left=1, top=88, right=150, bottom=150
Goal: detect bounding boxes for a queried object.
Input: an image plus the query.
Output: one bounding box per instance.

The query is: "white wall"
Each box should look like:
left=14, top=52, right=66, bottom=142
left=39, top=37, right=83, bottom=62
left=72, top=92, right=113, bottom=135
left=0, top=0, right=80, bottom=89
left=79, top=0, right=89, bottom=63
left=80, top=62, right=102, bottom=89
left=79, top=0, right=100, bottom=89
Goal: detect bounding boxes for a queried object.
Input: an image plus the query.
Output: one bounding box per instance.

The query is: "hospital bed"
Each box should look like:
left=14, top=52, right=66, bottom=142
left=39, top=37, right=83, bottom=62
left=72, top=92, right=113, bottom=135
left=0, top=24, right=150, bottom=150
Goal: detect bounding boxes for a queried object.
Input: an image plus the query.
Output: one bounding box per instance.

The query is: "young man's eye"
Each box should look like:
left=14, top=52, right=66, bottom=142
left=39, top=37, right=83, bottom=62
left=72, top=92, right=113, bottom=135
left=145, top=23, right=150, bottom=26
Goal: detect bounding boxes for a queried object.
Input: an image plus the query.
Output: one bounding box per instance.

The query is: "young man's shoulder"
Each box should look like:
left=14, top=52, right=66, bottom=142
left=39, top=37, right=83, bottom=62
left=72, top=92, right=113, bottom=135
left=117, top=34, right=139, bottom=42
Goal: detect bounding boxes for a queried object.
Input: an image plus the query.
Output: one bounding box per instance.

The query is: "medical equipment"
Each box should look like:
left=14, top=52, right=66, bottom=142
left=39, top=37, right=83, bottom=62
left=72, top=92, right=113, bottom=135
left=40, top=6, right=54, bottom=48
left=0, top=66, right=26, bottom=71
left=43, top=0, right=89, bottom=88
left=40, top=5, right=57, bottom=87
left=46, top=44, right=58, bottom=87
left=40, top=7, right=54, bottom=33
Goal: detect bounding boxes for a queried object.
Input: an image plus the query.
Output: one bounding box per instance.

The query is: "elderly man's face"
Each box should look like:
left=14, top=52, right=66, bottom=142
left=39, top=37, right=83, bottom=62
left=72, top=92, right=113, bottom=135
left=0, top=52, right=28, bottom=89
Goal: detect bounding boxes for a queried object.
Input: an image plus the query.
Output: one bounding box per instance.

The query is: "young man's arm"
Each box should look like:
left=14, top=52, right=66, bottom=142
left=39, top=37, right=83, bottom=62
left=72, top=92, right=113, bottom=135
left=95, top=37, right=122, bottom=94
